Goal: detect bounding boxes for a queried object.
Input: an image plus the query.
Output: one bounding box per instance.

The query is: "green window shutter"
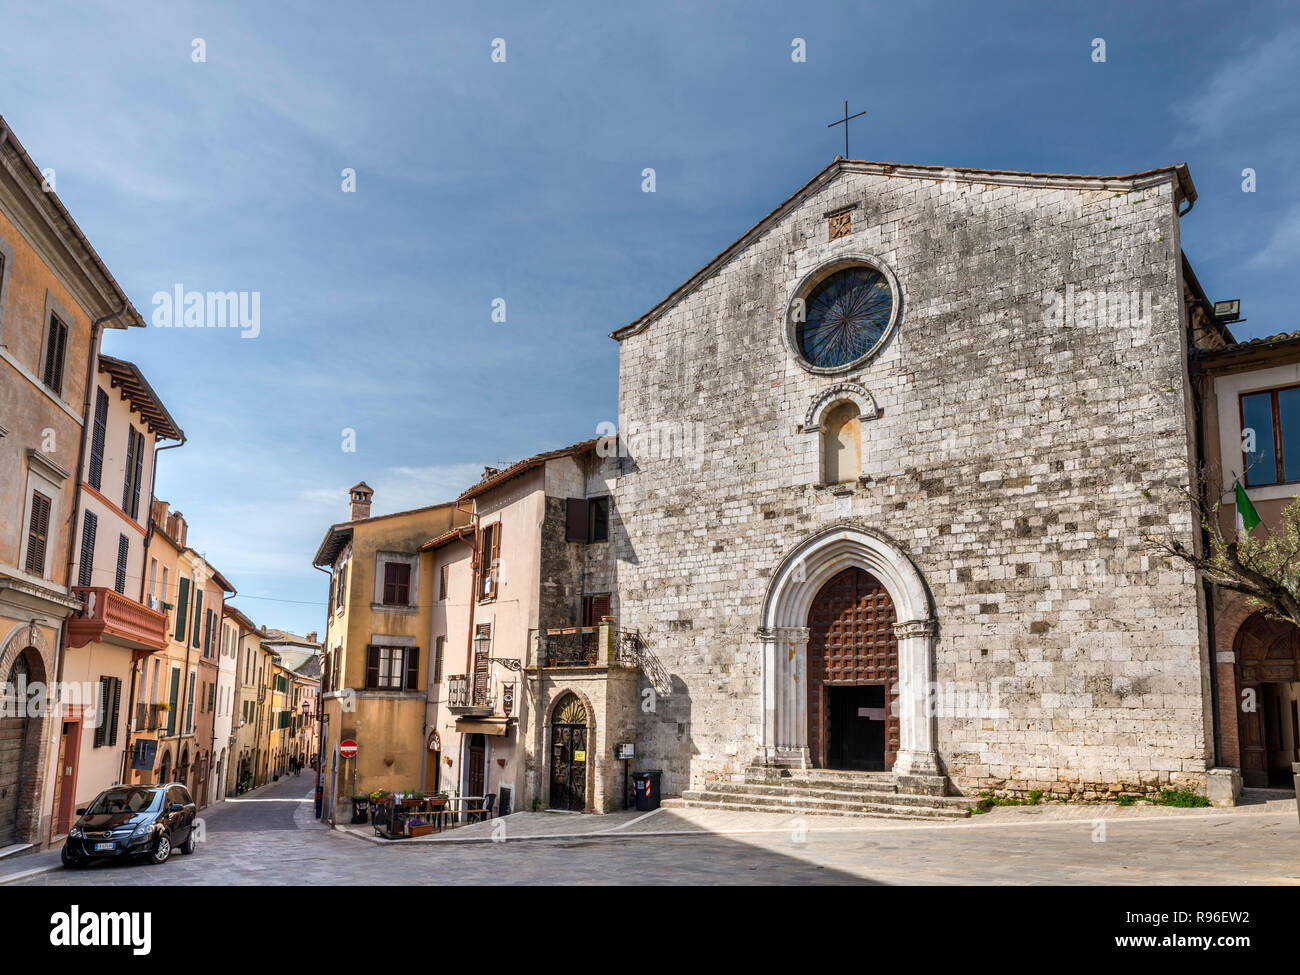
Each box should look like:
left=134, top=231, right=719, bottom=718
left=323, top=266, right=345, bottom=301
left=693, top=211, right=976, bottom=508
left=175, top=577, right=190, bottom=640
left=167, top=668, right=180, bottom=736
left=193, top=590, right=203, bottom=647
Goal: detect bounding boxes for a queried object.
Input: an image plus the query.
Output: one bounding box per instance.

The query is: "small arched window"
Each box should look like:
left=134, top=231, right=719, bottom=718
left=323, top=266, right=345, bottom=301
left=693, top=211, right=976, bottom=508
left=822, top=401, right=862, bottom=484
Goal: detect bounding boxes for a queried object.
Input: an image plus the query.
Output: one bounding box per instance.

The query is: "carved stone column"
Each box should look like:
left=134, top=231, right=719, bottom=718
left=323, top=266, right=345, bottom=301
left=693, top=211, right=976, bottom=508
left=892, top=618, right=942, bottom=781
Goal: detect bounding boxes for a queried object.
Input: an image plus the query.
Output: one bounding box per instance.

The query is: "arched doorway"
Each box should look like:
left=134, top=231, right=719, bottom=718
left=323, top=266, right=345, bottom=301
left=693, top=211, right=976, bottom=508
left=1233, top=613, right=1300, bottom=788
left=177, top=745, right=190, bottom=789
left=807, top=567, right=899, bottom=770
left=158, top=748, right=172, bottom=786
left=549, top=694, right=589, bottom=811
left=0, top=650, right=36, bottom=845
left=759, top=525, right=938, bottom=776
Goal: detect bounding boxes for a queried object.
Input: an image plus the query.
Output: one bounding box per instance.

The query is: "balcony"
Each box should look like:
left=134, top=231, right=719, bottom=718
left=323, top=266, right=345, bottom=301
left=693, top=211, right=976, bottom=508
left=67, top=586, right=168, bottom=652
left=446, top=674, right=494, bottom=715
left=539, top=620, right=637, bottom=668
left=134, top=702, right=169, bottom=733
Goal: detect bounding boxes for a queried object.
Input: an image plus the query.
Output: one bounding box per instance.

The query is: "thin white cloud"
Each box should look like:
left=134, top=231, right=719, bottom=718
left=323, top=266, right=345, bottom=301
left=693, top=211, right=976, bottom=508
left=1174, top=26, right=1300, bottom=138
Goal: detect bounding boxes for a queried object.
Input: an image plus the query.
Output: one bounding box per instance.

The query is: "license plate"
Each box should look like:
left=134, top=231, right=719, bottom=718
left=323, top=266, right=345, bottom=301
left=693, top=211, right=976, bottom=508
left=94, top=842, right=114, bottom=851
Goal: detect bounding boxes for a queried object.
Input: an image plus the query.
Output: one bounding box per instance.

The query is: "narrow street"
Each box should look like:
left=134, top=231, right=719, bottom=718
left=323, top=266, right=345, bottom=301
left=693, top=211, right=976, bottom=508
left=6, top=774, right=1297, bottom=886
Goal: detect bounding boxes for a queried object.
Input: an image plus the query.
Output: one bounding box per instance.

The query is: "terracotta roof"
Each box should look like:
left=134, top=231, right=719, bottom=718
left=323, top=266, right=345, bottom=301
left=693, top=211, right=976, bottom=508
left=1192, top=331, right=1300, bottom=359
left=98, top=354, right=184, bottom=440
left=222, top=604, right=260, bottom=632
left=610, top=157, right=1195, bottom=342
left=420, top=524, right=476, bottom=552
left=312, top=499, right=460, bottom=567
left=457, top=439, right=599, bottom=502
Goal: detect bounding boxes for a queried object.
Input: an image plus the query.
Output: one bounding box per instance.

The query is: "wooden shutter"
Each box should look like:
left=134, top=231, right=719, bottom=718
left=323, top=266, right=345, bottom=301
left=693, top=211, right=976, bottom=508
left=565, top=498, right=588, bottom=542
left=89, top=388, right=108, bottom=490
left=404, top=647, right=419, bottom=691
left=175, top=577, right=190, bottom=640
left=77, top=510, right=98, bottom=587
left=365, top=645, right=380, bottom=689
left=339, top=564, right=347, bottom=605
left=121, top=425, right=137, bottom=511
left=382, top=562, right=396, bottom=604
left=473, top=626, right=490, bottom=701
left=193, top=589, right=203, bottom=646
left=25, top=491, right=52, bottom=576
left=114, top=533, right=129, bottom=593
left=42, top=315, right=67, bottom=394
left=433, top=636, right=444, bottom=683
left=131, top=430, right=145, bottom=518
left=108, top=677, right=121, bottom=746
left=488, top=524, right=501, bottom=598
left=94, top=676, right=109, bottom=746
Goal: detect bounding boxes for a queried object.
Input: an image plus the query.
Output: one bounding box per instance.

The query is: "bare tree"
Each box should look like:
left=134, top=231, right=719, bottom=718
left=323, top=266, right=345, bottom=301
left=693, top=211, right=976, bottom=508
left=1159, top=468, right=1300, bottom=627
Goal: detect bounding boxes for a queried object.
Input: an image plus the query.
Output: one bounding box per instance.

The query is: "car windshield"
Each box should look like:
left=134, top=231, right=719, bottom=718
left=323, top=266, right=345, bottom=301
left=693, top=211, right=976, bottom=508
left=84, top=787, right=163, bottom=815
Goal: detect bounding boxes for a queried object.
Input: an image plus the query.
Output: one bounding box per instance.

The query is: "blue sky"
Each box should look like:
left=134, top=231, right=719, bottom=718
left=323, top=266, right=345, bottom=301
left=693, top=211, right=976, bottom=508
left=2, top=0, right=1296, bottom=636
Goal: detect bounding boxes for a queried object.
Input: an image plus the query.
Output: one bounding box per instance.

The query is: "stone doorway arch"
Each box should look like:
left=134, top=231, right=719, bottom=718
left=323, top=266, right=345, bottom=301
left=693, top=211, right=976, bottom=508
left=758, top=524, right=939, bottom=778
left=548, top=693, right=590, bottom=811
left=1233, top=613, right=1300, bottom=788
left=1, top=623, right=55, bottom=846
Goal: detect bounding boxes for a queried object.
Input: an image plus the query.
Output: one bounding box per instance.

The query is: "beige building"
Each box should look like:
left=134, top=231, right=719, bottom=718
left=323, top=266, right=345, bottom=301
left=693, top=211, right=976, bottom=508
left=59, top=355, right=181, bottom=836
left=1, top=116, right=150, bottom=850
left=425, top=441, right=633, bottom=815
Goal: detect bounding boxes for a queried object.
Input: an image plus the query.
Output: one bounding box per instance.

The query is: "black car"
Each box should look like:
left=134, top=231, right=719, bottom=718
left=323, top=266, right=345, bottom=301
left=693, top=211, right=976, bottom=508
left=62, top=783, right=197, bottom=868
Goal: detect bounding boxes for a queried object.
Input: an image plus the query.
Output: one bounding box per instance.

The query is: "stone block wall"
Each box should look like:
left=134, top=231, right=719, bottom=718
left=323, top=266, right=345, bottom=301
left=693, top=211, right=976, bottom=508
left=610, top=163, right=1212, bottom=798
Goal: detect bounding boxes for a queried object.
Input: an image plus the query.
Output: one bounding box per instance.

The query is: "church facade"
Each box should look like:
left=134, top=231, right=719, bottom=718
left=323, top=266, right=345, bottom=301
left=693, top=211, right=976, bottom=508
left=607, top=158, right=1222, bottom=800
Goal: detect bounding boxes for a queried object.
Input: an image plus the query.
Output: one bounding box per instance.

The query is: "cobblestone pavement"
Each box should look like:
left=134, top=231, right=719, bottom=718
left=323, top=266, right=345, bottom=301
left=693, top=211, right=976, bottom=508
left=9, top=775, right=1300, bottom=885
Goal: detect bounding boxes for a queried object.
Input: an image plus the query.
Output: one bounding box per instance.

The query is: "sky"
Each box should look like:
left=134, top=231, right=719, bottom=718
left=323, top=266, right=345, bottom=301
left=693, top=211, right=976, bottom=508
left=2, top=0, right=1297, bottom=636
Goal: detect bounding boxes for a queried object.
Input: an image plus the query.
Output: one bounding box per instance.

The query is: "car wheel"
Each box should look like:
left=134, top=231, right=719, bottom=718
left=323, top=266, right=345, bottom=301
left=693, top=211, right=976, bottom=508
left=60, top=845, right=86, bottom=869
left=147, top=834, right=171, bottom=864
left=180, top=832, right=195, bottom=855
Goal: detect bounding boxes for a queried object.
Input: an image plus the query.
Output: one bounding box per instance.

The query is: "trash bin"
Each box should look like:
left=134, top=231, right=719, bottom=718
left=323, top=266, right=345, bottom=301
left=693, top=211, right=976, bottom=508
left=350, top=796, right=370, bottom=824
left=632, top=770, right=662, bottom=811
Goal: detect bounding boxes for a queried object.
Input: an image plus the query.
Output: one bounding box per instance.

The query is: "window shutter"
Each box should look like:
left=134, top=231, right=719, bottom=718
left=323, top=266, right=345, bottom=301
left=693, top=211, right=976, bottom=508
left=42, top=315, right=67, bottom=394
left=94, top=676, right=109, bottom=747
left=339, top=565, right=347, bottom=606
left=89, top=388, right=108, bottom=490
left=114, top=533, right=129, bottom=593
left=77, top=510, right=98, bottom=587
left=25, top=492, right=52, bottom=576
left=131, top=430, right=145, bottom=518
left=565, top=498, right=588, bottom=542
left=488, top=524, right=501, bottom=598
left=433, top=636, right=444, bottom=683
left=193, top=589, right=203, bottom=646
left=382, top=562, right=396, bottom=604
left=175, top=577, right=190, bottom=640
left=365, top=645, right=380, bottom=689
left=121, top=424, right=137, bottom=511
left=405, top=647, right=419, bottom=691
left=108, top=677, right=121, bottom=746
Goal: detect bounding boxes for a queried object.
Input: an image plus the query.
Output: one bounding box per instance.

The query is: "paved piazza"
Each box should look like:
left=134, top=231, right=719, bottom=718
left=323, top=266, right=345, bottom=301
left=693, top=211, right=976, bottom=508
left=1, top=775, right=1294, bottom=886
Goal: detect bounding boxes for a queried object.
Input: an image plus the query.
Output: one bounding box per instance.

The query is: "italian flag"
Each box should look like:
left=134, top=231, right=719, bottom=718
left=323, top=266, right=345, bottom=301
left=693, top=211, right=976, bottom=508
left=1235, top=480, right=1261, bottom=541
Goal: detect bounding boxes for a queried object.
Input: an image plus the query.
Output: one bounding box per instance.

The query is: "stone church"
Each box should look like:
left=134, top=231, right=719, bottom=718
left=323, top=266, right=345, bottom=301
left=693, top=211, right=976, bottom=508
left=605, top=157, right=1231, bottom=805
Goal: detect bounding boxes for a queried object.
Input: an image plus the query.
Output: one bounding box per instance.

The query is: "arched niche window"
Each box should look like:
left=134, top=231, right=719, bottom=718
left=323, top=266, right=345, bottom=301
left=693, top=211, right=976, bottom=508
left=822, top=401, right=862, bottom=484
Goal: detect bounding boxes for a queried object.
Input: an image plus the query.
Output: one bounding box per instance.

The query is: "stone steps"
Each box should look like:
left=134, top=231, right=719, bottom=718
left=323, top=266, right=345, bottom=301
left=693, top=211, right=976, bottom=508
left=680, top=789, right=973, bottom=820
left=682, top=767, right=981, bottom=821
left=705, top=781, right=976, bottom=812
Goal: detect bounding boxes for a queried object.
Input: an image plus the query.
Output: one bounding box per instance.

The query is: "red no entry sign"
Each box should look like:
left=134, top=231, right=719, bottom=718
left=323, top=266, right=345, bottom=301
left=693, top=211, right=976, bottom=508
left=339, top=739, right=358, bottom=759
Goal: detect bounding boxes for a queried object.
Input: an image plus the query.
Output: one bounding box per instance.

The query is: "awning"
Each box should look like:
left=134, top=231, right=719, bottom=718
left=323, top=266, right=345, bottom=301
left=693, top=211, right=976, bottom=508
left=455, top=717, right=511, bottom=736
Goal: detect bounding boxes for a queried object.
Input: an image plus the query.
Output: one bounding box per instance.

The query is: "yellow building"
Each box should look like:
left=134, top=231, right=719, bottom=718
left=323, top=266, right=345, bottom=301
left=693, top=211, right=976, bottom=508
left=312, top=483, right=467, bottom=820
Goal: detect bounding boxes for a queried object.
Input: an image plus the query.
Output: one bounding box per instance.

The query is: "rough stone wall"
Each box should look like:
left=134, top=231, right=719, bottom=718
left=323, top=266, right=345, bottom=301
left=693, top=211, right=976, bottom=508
left=612, top=166, right=1211, bottom=798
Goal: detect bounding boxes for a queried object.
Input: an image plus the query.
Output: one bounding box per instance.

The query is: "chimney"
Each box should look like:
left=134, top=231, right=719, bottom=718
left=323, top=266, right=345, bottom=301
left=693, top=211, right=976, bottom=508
left=153, top=499, right=170, bottom=527
left=168, top=511, right=188, bottom=548
left=348, top=482, right=373, bottom=521
left=306, top=631, right=317, bottom=643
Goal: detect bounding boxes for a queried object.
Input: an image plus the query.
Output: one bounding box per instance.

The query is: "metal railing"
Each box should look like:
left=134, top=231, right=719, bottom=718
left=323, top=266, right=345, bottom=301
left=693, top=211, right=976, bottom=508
left=542, top=626, right=600, bottom=665
left=446, top=674, right=494, bottom=711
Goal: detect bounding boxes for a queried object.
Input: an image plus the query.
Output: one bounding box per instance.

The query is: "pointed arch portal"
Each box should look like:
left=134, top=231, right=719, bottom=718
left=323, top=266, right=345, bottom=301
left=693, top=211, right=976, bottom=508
left=758, top=525, right=941, bottom=779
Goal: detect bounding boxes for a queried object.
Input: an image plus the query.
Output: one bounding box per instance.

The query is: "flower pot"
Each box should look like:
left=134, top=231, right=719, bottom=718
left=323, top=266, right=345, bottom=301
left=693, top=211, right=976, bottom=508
left=408, top=823, right=434, bottom=837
